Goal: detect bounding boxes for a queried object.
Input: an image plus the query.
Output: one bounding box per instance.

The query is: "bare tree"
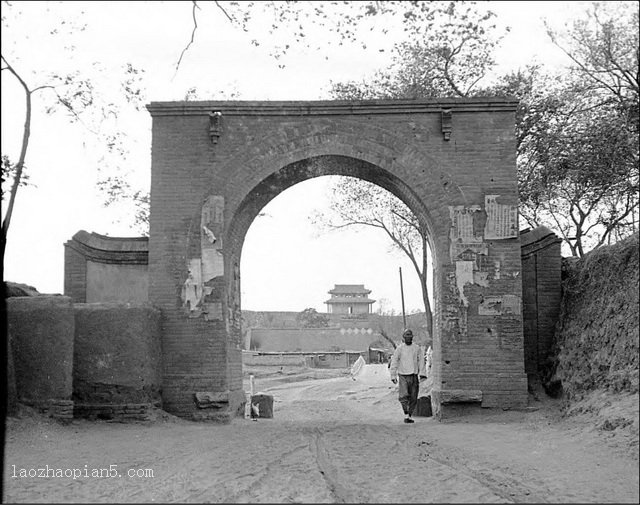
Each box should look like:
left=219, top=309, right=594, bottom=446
left=313, top=177, right=433, bottom=338
left=515, top=2, right=640, bottom=254
left=1, top=4, right=147, bottom=251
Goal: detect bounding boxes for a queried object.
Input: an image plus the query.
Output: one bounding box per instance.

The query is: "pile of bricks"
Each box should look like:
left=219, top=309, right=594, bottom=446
left=74, top=403, right=155, bottom=422
left=48, top=399, right=74, bottom=421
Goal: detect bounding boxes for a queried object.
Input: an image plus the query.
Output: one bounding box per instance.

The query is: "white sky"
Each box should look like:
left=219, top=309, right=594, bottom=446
left=1, top=1, right=595, bottom=312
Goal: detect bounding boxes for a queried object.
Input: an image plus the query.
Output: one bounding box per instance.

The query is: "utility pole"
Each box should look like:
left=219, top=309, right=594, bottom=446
left=399, top=266, right=406, bottom=329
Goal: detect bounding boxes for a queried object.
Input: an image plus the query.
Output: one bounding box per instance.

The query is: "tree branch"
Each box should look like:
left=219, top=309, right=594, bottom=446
left=213, top=0, right=233, bottom=23
left=1, top=55, right=32, bottom=247
left=390, top=208, right=420, bottom=234
left=174, top=1, right=201, bottom=78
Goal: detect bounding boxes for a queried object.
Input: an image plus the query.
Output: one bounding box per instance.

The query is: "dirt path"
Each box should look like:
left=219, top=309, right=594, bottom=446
left=3, top=365, right=639, bottom=504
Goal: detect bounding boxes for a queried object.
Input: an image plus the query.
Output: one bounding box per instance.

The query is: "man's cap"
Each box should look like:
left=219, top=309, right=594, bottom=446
left=403, top=329, right=413, bottom=337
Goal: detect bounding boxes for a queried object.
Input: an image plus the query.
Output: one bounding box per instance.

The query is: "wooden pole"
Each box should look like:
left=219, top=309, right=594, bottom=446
left=399, top=267, right=407, bottom=329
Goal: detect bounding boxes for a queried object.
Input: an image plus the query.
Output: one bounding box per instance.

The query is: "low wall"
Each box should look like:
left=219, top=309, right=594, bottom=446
left=242, top=352, right=306, bottom=366
left=6, top=296, right=75, bottom=419
left=73, top=303, right=162, bottom=418
left=249, top=327, right=379, bottom=352
left=306, top=351, right=364, bottom=369
left=242, top=351, right=365, bottom=369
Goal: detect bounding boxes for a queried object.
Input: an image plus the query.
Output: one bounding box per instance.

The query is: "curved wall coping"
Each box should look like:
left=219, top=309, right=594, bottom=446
left=520, top=226, right=562, bottom=256
left=65, top=230, right=148, bottom=265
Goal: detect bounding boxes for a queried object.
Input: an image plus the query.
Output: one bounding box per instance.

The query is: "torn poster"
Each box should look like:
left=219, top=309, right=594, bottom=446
left=478, top=295, right=503, bottom=316
left=478, top=294, right=522, bottom=316
left=502, top=294, right=522, bottom=315
left=451, top=242, right=489, bottom=264
left=202, top=195, right=225, bottom=250
left=455, top=260, right=474, bottom=307
left=182, top=258, right=203, bottom=312
left=449, top=205, right=486, bottom=262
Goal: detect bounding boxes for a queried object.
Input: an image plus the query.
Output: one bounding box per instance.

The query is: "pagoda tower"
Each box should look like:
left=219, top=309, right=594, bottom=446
left=324, top=284, right=375, bottom=315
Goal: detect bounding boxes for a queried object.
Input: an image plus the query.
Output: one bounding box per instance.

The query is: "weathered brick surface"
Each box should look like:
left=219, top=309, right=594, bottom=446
left=147, top=99, right=528, bottom=419
left=64, top=244, right=87, bottom=303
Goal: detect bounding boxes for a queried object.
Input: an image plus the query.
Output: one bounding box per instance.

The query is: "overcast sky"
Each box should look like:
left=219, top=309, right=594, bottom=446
left=1, top=1, right=595, bottom=312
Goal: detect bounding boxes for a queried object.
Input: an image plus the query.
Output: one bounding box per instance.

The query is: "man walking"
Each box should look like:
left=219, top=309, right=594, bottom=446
left=389, top=329, right=426, bottom=423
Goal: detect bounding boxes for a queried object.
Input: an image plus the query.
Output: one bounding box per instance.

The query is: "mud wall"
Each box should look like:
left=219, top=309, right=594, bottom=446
left=242, top=351, right=306, bottom=366
left=552, top=233, right=639, bottom=398
left=73, top=303, right=162, bottom=406
left=6, top=296, right=75, bottom=406
left=249, top=327, right=380, bottom=353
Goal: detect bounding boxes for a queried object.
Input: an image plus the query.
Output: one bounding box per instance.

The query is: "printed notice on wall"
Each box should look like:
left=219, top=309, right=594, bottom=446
left=449, top=205, right=485, bottom=262
left=484, top=195, right=518, bottom=239
left=449, top=205, right=483, bottom=242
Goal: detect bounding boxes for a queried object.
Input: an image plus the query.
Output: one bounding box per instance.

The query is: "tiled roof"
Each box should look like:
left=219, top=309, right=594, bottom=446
left=328, top=284, right=371, bottom=294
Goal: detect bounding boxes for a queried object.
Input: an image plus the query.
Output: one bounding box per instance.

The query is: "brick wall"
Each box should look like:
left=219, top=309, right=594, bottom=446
left=147, top=99, right=528, bottom=419
left=520, top=227, right=562, bottom=379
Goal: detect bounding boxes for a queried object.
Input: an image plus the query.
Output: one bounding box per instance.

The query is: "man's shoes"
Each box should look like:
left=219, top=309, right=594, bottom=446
left=404, top=417, right=414, bottom=423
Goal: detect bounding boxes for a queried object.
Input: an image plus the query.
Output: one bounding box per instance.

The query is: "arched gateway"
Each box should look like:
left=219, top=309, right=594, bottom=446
left=146, top=99, right=528, bottom=421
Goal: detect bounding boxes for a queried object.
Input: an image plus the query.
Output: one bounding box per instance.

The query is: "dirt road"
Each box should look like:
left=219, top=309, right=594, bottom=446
left=3, top=364, right=639, bottom=503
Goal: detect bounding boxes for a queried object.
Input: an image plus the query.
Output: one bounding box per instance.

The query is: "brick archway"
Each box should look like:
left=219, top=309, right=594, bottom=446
left=147, top=99, right=528, bottom=421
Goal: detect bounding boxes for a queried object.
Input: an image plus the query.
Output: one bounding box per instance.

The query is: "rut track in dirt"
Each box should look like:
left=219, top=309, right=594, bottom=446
left=3, top=364, right=638, bottom=504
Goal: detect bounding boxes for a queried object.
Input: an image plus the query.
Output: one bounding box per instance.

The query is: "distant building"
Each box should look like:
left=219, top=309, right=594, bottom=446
left=324, top=284, right=376, bottom=315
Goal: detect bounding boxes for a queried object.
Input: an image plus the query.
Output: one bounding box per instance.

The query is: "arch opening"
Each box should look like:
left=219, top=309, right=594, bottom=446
left=226, top=155, right=438, bottom=420
left=227, top=155, right=440, bottom=267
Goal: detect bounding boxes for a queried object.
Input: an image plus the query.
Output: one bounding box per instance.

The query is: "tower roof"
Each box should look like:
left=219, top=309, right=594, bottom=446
left=328, top=284, right=371, bottom=295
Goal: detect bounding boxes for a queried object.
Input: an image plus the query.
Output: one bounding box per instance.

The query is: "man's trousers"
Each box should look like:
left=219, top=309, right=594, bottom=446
left=398, top=373, right=419, bottom=416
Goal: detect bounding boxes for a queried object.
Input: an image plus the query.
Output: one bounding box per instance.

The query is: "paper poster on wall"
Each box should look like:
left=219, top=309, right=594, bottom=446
left=478, top=295, right=503, bottom=315
left=455, top=260, right=474, bottom=307
left=449, top=205, right=486, bottom=262
left=502, top=294, right=522, bottom=315
left=449, top=205, right=483, bottom=242
left=484, top=195, right=518, bottom=239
